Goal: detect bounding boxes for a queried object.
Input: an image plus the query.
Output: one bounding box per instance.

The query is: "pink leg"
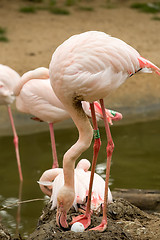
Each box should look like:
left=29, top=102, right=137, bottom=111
left=7, top=106, right=23, bottom=182
left=70, top=102, right=101, bottom=229
left=49, top=123, right=59, bottom=169
left=16, top=181, right=23, bottom=235
left=90, top=99, right=114, bottom=231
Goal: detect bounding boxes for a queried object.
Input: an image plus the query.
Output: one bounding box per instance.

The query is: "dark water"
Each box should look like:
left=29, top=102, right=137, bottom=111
left=0, top=120, right=160, bottom=237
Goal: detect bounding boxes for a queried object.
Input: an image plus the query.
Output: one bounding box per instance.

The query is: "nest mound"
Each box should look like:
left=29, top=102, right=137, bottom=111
left=27, top=198, right=160, bottom=240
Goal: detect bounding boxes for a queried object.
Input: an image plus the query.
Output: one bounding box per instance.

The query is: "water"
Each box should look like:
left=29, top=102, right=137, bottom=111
left=0, top=120, right=160, bottom=238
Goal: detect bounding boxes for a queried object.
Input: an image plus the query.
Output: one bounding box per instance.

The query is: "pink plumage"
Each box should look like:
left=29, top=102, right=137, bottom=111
left=38, top=159, right=112, bottom=214
left=49, top=31, right=160, bottom=231
left=0, top=64, right=20, bottom=105
left=50, top=31, right=159, bottom=103
left=0, top=64, right=23, bottom=181
left=15, top=67, right=122, bottom=124
left=14, top=67, right=122, bottom=168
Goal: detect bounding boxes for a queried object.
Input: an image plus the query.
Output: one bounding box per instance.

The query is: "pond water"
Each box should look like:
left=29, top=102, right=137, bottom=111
left=0, top=119, right=160, bottom=238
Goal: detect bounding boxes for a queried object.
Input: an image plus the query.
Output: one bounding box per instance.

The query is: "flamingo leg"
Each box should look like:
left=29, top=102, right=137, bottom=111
left=7, top=106, right=23, bottom=182
left=49, top=123, right=59, bottom=168
left=70, top=102, right=101, bottom=229
left=90, top=99, right=114, bottom=231
left=16, top=181, right=23, bottom=235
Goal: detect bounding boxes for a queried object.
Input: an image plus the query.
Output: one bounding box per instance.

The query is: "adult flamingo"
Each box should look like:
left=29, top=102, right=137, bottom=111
left=38, top=159, right=112, bottom=216
left=49, top=31, right=160, bottom=231
left=0, top=64, right=23, bottom=181
left=14, top=67, right=122, bottom=168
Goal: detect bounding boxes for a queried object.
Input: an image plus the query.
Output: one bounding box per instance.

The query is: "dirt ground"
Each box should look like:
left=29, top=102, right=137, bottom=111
left=4, top=198, right=159, bottom=240
left=0, top=1, right=160, bottom=239
left=1, top=198, right=160, bottom=240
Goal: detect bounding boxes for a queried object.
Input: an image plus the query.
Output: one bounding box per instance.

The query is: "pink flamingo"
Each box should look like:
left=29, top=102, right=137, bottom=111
left=38, top=159, right=112, bottom=218
left=49, top=31, right=160, bottom=231
left=14, top=67, right=122, bottom=168
left=0, top=64, right=23, bottom=181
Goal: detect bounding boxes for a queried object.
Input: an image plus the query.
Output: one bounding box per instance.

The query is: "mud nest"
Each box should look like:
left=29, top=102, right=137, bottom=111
left=25, top=198, right=160, bottom=240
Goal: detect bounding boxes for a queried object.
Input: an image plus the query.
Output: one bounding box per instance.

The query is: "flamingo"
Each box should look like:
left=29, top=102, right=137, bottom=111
left=38, top=159, right=112, bottom=218
left=0, top=64, right=23, bottom=181
left=14, top=67, right=122, bottom=168
left=49, top=31, right=160, bottom=231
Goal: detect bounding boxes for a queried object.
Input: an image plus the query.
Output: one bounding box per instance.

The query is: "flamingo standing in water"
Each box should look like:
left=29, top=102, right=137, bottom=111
left=38, top=159, right=112, bottom=216
left=49, top=31, right=160, bottom=231
left=14, top=67, right=122, bottom=168
left=0, top=64, right=23, bottom=181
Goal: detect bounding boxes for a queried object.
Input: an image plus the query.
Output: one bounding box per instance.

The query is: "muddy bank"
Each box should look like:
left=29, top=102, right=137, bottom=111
left=0, top=223, right=12, bottom=240
left=1, top=198, right=160, bottom=240
left=25, top=198, right=160, bottom=240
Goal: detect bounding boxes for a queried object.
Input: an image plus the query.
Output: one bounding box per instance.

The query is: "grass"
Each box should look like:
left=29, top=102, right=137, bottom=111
left=19, top=6, right=37, bottom=13
left=0, top=27, right=6, bottom=34
left=78, top=6, right=94, bottom=11
left=131, top=2, right=160, bottom=14
left=19, top=0, right=97, bottom=15
left=0, top=27, right=8, bottom=42
left=0, top=36, right=8, bottom=42
left=49, top=0, right=57, bottom=6
left=65, top=0, right=76, bottom=7
left=152, top=15, right=160, bottom=20
left=50, top=7, right=70, bottom=15
left=25, top=0, right=43, bottom=2
left=19, top=0, right=70, bottom=15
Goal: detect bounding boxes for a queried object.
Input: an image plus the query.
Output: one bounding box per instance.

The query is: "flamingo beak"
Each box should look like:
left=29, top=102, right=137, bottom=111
left=56, top=203, right=70, bottom=231
left=105, top=109, right=123, bottom=124
left=111, top=111, right=123, bottom=122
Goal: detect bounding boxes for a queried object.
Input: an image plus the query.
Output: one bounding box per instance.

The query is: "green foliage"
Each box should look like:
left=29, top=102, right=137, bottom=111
left=49, top=0, right=57, bottom=6
left=20, top=0, right=97, bottom=16
left=0, top=27, right=6, bottom=34
left=25, top=0, right=43, bottom=2
left=19, top=6, right=37, bottom=13
left=50, top=7, right=70, bottom=15
left=65, top=0, right=76, bottom=7
left=0, top=27, right=8, bottom=42
left=0, top=36, right=8, bottom=42
left=131, top=2, right=160, bottom=14
left=19, top=1, right=70, bottom=15
left=152, top=15, right=160, bottom=20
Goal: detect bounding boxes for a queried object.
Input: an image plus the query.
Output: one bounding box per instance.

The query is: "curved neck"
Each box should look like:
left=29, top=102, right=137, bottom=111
left=39, top=168, right=63, bottom=196
left=14, top=67, right=49, bottom=96
left=62, top=102, right=93, bottom=188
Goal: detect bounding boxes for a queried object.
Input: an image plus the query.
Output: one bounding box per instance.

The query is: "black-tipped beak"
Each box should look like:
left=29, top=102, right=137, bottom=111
left=56, top=209, right=70, bottom=231
left=58, top=214, right=70, bottom=231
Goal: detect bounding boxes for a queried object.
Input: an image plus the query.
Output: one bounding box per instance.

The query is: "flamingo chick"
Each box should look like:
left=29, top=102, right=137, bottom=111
left=38, top=158, right=112, bottom=226
left=14, top=67, right=122, bottom=168
left=49, top=31, right=160, bottom=231
left=0, top=64, right=23, bottom=181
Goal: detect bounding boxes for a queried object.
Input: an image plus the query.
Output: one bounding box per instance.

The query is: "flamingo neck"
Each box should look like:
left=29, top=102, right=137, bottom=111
left=62, top=103, right=93, bottom=189
left=14, top=67, right=49, bottom=96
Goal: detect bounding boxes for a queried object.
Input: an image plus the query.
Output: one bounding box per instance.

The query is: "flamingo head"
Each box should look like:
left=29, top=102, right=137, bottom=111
left=76, top=159, right=91, bottom=172
left=56, top=185, right=75, bottom=230
left=0, top=81, right=15, bottom=104
left=109, top=110, right=123, bottom=122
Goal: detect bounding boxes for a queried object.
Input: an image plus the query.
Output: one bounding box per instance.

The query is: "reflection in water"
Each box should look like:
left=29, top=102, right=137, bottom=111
left=0, top=120, right=160, bottom=237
